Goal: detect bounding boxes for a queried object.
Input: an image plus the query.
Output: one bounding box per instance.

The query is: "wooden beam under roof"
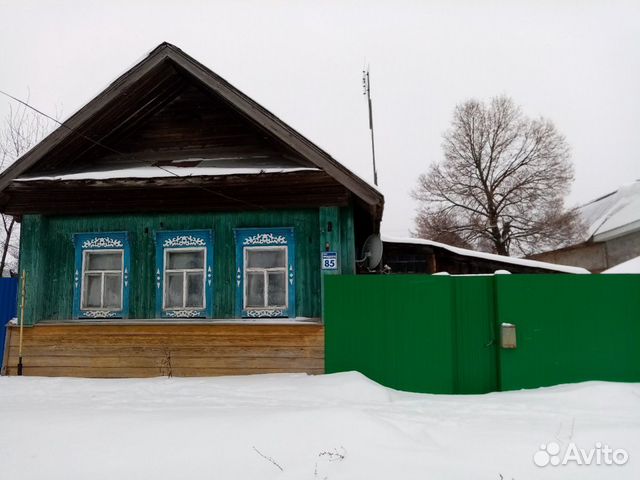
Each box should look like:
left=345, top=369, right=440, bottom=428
left=0, top=170, right=351, bottom=215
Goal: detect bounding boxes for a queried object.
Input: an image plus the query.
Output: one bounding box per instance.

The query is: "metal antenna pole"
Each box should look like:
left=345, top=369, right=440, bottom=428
left=362, top=67, right=378, bottom=186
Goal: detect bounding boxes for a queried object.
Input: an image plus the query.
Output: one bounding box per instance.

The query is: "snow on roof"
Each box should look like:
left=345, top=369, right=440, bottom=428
left=580, top=179, right=640, bottom=242
left=602, top=256, right=640, bottom=274
left=15, top=162, right=320, bottom=182
left=382, top=235, right=590, bottom=274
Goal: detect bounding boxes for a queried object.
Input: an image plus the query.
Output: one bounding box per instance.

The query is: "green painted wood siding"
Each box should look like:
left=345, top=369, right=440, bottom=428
left=20, top=208, right=355, bottom=324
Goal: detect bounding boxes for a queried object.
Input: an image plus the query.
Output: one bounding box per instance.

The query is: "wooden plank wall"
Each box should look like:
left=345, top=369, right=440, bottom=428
left=19, top=209, right=330, bottom=323
left=4, top=324, right=324, bottom=378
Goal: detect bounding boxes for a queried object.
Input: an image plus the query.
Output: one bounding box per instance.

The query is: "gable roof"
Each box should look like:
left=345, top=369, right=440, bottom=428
left=0, top=43, right=383, bottom=218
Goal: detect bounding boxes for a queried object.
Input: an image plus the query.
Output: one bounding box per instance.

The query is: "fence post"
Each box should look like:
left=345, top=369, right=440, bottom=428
left=492, top=274, right=503, bottom=391
left=0, top=277, right=19, bottom=375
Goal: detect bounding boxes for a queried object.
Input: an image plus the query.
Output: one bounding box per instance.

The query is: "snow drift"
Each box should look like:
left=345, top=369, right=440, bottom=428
left=0, top=372, right=638, bottom=479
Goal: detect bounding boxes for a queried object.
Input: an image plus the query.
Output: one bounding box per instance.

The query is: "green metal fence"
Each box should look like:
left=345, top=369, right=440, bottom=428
left=324, top=274, right=640, bottom=393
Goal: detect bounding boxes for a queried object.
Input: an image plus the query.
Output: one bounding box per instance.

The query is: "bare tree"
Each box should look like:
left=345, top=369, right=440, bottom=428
left=413, top=210, right=473, bottom=250
left=412, top=95, right=584, bottom=256
left=0, top=98, right=54, bottom=276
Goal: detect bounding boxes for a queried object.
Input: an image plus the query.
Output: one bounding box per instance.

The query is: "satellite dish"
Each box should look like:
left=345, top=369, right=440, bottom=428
left=357, top=234, right=383, bottom=270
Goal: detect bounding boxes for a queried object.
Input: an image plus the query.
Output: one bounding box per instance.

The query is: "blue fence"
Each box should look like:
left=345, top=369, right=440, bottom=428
left=0, top=278, right=18, bottom=374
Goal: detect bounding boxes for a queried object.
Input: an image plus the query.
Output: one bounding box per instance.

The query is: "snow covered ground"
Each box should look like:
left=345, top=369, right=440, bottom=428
left=0, top=372, right=638, bottom=479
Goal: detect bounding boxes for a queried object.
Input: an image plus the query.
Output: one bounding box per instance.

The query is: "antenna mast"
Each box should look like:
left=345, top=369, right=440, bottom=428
left=362, top=67, right=378, bottom=186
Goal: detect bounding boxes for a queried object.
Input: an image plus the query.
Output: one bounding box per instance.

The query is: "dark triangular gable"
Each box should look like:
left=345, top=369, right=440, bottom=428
left=0, top=43, right=383, bottom=219
left=105, top=83, right=313, bottom=167
left=25, top=80, right=315, bottom=174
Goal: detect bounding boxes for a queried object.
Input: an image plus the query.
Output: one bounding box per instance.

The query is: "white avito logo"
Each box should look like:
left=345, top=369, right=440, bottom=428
left=534, top=442, right=629, bottom=467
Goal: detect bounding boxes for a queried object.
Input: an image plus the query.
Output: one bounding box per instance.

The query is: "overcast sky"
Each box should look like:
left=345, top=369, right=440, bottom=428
left=1, top=0, right=638, bottom=236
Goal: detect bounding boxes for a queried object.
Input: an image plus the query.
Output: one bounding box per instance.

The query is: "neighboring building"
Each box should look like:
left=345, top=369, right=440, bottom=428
left=0, top=43, right=383, bottom=377
left=382, top=236, right=588, bottom=274
left=529, top=180, right=640, bottom=273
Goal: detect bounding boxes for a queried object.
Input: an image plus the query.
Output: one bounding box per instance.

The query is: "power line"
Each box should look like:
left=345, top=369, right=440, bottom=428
left=0, top=88, right=265, bottom=210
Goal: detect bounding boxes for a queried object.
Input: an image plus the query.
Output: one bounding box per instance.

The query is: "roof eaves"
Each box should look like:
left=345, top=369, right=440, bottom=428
left=592, top=219, right=640, bottom=243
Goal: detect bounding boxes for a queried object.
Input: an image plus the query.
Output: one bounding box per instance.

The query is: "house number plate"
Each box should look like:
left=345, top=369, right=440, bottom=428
left=321, top=251, right=338, bottom=270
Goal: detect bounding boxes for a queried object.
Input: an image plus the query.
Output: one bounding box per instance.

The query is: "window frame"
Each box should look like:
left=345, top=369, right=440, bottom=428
left=80, top=249, right=125, bottom=311
left=243, top=246, right=289, bottom=311
left=155, top=230, right=214, bottom=319
left=162, top=247, right=207, bottom=311
left=234, top=228, right=295, bottom=319
left=73, top=232, right=130, bottom=319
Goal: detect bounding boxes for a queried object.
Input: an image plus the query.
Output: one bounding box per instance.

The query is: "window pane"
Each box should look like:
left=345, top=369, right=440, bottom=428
left=186, top=272, right=204, bottom=308
left=165, top=273, right=184, bottom=308
left=167, top=250, right=204, bottom=270
left=246, top=249, right=286, bottom=269
left=267, top=272, right=286, bottom=307
left=83, top=274, right=102, bottom=308
left=103, top=274, right=122, bottom=308
left=246, top=272, right=265, bottom=307
left=86, top=251, right=122, bottom=271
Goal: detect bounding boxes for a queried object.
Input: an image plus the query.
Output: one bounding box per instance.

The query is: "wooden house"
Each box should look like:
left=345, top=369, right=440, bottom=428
left=0, top=43, right=383, bottom=377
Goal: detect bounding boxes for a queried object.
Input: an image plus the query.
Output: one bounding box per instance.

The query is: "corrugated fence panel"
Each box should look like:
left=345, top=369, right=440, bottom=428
left=454, top=276, right=498, bottom=394
left=325, top=275, right=457, bottom=394
left=0, top=277, right=18, bottom=373
left=325, top=274, right=640, bottom=394
left=495, top=274, right=640, bottom=390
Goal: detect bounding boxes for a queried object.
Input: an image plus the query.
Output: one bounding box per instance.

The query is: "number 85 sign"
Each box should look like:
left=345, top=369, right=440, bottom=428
left=321, top=251, right=338, bottom=270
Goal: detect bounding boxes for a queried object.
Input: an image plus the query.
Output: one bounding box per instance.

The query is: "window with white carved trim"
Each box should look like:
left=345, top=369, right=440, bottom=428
left=234, top=228, right=295, bottom=318
left=155, top=230, right=214, bottom=319
left=73, top=232, right=130, bottom=319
